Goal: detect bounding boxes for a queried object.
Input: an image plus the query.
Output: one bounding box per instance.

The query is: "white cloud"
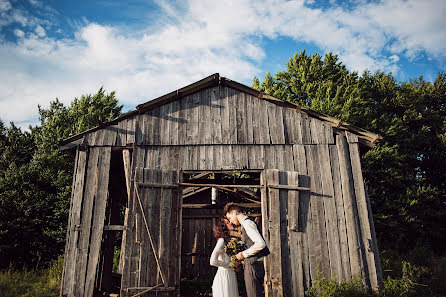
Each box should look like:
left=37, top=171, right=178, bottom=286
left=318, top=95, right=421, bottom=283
left=1, top=0, right=445, bottom=127
left=14, top=28, right=24, bottom=37
left=0, top=0, right=11, bottom=12
left=34, top=24, right=45, bottom=37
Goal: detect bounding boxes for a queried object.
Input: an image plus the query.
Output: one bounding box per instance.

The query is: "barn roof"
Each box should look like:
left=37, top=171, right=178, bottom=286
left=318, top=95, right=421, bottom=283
left=60, top=73, right=381, bottom=149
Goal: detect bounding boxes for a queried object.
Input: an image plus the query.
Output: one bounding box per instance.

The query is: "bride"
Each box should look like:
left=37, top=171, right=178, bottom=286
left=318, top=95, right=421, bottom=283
left=210, top=217, right=239, bottom=297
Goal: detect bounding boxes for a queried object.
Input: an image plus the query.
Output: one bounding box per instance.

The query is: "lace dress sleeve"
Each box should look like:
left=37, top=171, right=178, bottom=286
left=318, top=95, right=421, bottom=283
left=210, top=238, right=231, bottom=269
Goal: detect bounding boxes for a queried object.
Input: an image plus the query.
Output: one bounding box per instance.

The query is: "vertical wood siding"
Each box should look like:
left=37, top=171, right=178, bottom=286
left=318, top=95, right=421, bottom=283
left=79, top=86, right=334, bottom=147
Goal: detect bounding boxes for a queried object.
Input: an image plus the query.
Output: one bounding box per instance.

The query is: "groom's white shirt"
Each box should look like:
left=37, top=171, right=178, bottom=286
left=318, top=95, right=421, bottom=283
left=240, top=217, right=266, bottom=259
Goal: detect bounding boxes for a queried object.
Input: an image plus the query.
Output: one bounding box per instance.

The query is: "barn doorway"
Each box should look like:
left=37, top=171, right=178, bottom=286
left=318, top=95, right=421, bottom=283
left=180, top=170, right=263, bottom=297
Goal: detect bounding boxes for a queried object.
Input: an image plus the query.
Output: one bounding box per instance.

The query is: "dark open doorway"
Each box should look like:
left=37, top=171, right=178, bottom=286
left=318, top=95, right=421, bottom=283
left=95, top=149, right=130, bottom=296
left=180, top=170, right=263, bottom=297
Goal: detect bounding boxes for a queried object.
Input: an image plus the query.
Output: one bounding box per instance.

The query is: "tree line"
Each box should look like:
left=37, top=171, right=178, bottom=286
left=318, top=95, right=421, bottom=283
left=0, top=51, right=445, bottom=270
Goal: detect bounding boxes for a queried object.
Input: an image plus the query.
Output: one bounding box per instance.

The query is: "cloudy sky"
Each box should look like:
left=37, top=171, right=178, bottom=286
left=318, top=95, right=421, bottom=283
left=1, top=0, right=445, bottom=129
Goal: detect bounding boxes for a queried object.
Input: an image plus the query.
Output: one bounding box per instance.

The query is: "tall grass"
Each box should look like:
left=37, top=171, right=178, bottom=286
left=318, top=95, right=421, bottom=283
left=0, top=256, right=63, bottom=297
left=306, top=244, right=446, bottom=297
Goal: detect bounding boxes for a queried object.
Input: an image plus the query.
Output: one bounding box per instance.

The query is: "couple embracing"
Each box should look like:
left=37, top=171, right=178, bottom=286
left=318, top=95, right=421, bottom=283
left=210, top=203, right=270, bottom=297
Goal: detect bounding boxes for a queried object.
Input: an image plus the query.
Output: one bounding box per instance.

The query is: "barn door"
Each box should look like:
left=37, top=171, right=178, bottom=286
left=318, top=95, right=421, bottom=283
left=121, top=168, right=183, bottom=297
left=61, top=146, right=112, bottom=297
left=261, top=169, right=310, bottom=297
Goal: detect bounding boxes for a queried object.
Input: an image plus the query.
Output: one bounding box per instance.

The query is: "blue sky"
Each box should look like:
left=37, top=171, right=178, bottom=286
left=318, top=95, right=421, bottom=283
left=1, top=0, right=445, bottom=129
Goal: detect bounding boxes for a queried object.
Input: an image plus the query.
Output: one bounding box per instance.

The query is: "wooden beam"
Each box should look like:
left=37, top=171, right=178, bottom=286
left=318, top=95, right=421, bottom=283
left=268, top=184, right=310, bottom=191
left=103, top=225, right=125, bottom=231
left=179, top=182, right=263, bottom=189
left=182, top=203, right=261, bottom=209
left=137, top=182, right=178, bottom=188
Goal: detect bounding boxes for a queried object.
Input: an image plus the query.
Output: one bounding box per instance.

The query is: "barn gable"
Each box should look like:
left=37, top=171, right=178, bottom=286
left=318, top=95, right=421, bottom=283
left=60, top=73, right=380, bottom=150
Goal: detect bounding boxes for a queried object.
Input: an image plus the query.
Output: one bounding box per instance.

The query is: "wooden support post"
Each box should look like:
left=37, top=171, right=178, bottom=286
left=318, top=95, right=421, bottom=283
left=211, top=187, right=218, bottom=204
left=119, top=149, right=132, bottom=274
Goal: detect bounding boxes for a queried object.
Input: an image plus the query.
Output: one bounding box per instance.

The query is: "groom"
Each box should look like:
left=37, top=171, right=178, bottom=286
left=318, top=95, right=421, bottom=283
left=223, top=203, right=270, bottom=297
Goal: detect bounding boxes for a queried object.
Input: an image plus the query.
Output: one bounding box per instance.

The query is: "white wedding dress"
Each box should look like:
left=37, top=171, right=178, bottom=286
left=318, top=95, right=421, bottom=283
left=210, top=238, right=239, bottom=297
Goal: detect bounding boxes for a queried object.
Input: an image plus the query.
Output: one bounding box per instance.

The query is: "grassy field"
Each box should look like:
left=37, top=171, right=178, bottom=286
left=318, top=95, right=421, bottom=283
left=0, top=257, right=62, bottom=297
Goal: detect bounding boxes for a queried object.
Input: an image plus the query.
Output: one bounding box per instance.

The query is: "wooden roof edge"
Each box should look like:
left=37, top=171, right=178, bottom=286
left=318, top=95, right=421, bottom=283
left=60, top=73, right=381, bottom=148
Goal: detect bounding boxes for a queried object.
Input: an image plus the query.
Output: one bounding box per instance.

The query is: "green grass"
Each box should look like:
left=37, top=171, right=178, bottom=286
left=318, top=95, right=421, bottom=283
left=305, top=245, right=446, bottom=297
left=0, top=257, right=63, bottom=297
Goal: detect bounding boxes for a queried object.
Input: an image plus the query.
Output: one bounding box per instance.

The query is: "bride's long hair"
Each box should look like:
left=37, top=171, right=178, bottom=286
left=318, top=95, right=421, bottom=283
left=213, top=217, right=231, bottom=243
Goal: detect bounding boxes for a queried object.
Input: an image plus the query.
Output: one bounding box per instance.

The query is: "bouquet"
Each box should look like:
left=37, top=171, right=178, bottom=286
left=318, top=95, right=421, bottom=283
left=224, top=237, right=243, bottom=270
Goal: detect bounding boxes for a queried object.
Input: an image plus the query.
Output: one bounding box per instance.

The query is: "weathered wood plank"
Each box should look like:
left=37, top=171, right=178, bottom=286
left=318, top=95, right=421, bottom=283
left=251, top=95, right=261, bottom=144
left=365, top=187, right=383, bottom=287
left=160, top=103, right=170, bottom=145
left=170, top=100, right=180, bottom=146
left=287, top=171, right=305, bottom=297
left=246, top=93, right=254, bottom=144
left=306, top=145, right=331, bottom=279
left=202, top=88, right=212, bottom=144
left=84, top=147, right=112, bottom=297
left=264, top=145, right=276, bottom=169
left=104, top=124, right=118, bottom=146
left=349, top=141, right=378, bottom=289
left=275, top=104, right=285, bottom=144
left=74, top=147, right=100, bottom=297
left=152, top=107, right=161, bottom=146
left=318, top=145, right=343, bottom=281
left=130, top=151, right=145, bottom=289
left=301, top=114, right=312, bottom=144
left=220, top=86, right=231, bottom=144
left=278, top=171, right=292, bottom=296
left=345, top=131, right=359, bottom=143
left=295, top=112, right=304, bottom=144
left=178, top=97, right=187, bottom=145
left=292, top=145, right=311, bottom=289
left=157, top=170, right=173, bottom=289
left=265, top=169, right=283, bottom=297
left=210, top=87, right=222, bottom=144
left=120, top=147, right=143, bottom=296
left=94, top=128, right=105, bottom=146
left=260, top=170, right=271, bottom=295
left=222, top=145, right=233, bottom=170
left=325, top=123, right=335, bottom=144
left=258, top=98, right=270, bottom=144
left=267, top=102, right=278, bottom=144
left=309, top=118, right=319, bottom=144
left=336, top=135, right=364, bottom=280
left=213, top=145, right=223, bottom=170
left=127, top=117, right=136, bottom=145
left=119, top=150, right=132, bottom=274
left=283, top=145, right=294, bottom=171
left=116, top=119, right=126, bottom=146
left=236, top=91, right=247, bottom=143
left=283, top=108, right=296, bottom=144
left=62, top=148, right=88, bottom=296
left=144, top=110, right=153, bottom=145
left=329, top=145, right=352, bottom=281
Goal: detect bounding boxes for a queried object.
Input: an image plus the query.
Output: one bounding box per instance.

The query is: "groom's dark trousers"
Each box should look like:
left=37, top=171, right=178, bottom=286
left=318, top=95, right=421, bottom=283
left=244, top=261, right=265, bottom=297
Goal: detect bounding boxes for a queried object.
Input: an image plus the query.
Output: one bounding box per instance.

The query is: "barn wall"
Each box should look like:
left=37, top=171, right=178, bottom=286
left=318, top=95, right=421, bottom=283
left=123, top=138, right=381, bottom=292
left=79, top=86, right=334, bottom=147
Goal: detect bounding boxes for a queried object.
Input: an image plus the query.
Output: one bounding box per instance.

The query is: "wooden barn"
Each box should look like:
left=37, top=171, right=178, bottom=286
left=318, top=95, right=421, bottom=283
left=60, top=73, right=383, bottom=297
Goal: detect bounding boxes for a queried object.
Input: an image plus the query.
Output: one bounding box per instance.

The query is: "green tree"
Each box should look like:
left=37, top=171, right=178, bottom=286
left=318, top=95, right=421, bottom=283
left=0, top=88, right=122, bottom=268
